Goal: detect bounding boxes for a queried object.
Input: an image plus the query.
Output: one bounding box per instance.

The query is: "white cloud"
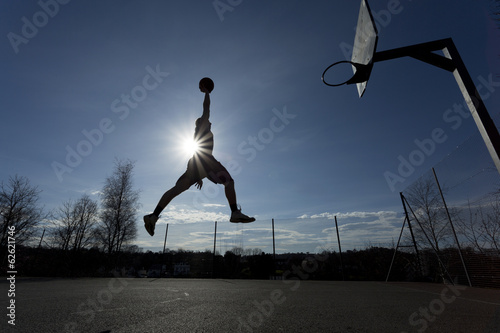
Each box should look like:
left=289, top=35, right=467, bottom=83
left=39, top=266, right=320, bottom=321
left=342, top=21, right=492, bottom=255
left=317, top=211, right=402, bottom=248
left=202, top=203, right=226, bottom=208
left=293, top=210, right=403, bottom=249
left=301, top=210, right=399, bottom=221
left=160, top=205, right=229, bottom=224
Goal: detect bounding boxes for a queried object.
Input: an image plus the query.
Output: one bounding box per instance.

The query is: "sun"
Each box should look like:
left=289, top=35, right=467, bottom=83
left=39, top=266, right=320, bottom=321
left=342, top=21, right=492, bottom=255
left=182, top=138, right=199, bottom=156
left=168, top=116, right=202, bottom=161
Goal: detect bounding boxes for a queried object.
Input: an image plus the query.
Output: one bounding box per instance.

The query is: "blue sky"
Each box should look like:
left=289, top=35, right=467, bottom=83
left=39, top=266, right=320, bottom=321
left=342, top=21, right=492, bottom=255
left=1, top=0, right=500, bottom=253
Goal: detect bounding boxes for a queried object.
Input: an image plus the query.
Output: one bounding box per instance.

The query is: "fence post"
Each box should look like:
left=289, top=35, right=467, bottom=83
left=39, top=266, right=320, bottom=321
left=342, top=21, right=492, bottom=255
left=161, top=223, right=169, bottom=278
left=212, top=221, right=217, bottom=278
left=334, top=216, right=345, bottom=281
left=272, top=218, right=276, bottom=280
left=386, top=216, right=407, bottom=282
left=432, top=168, right=472, bottom=287
left=400, top=192, right=423, bottom=277
left=162, top=223, right=169, bottom=254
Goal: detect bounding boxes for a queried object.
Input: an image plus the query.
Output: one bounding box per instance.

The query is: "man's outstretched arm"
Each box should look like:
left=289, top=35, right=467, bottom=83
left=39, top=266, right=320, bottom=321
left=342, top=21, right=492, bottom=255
left=202, top=92, right=210, bottom=120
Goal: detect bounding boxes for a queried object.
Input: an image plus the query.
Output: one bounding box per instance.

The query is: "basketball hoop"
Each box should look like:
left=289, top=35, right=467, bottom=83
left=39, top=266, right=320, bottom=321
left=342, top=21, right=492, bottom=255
left=321, top=61, right=373, bottom=87
left=321, top=0, right=500, bottom=177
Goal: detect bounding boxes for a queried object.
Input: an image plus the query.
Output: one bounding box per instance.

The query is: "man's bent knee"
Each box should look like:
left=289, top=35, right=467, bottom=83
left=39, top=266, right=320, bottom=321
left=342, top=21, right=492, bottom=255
left=175, top=177, right=192, bottom=192
left=208, top=169, right=233, bottom=185
left=224, top=179, right=235, bottom=187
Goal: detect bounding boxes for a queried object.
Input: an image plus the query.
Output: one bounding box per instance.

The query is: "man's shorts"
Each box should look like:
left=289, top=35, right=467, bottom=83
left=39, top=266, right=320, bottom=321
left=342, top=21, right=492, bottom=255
left=176, top=154, right=233, bottom=186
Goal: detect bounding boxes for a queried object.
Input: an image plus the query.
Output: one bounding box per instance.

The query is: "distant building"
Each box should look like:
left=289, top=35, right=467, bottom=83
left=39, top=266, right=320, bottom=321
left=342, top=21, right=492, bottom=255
left=174, top=263, right=190, bottom=276
left=147, top=264, right=166, bottom=278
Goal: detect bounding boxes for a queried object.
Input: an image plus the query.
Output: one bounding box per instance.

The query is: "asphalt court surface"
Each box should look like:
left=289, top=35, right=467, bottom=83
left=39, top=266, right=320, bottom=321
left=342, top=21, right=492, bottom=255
left=1, top=278, right=499, bottom=332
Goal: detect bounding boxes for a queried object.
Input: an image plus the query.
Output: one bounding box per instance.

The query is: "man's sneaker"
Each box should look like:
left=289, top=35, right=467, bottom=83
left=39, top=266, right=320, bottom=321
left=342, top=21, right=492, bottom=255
left=230, top=209, right=255, bottom=223
left=143, top=214, right=158, bottom=236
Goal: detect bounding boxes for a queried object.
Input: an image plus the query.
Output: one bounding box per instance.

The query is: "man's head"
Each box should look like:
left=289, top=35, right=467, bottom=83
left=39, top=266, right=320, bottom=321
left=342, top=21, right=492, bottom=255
left=199, top=77, right=214, bottom=93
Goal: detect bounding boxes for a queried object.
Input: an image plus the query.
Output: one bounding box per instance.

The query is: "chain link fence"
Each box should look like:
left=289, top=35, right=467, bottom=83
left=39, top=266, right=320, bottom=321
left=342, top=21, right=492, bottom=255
left=396, top=132, right=500, bottom=288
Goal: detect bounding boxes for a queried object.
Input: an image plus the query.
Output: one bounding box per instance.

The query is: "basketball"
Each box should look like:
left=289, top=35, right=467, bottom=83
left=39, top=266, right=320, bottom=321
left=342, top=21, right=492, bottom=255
left=199, top=77, right=214, bottom=93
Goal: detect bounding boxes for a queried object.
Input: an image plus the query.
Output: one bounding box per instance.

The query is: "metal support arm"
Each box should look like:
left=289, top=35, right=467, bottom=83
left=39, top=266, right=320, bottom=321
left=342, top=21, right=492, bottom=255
left=372, top=38, right=500, bottom=175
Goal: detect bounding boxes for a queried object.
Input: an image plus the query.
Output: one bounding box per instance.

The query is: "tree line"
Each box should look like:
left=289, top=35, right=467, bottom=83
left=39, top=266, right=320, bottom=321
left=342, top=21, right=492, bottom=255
left=6, top=242, right=415, bottom=281
left=0, top=159, right=140, bottom=256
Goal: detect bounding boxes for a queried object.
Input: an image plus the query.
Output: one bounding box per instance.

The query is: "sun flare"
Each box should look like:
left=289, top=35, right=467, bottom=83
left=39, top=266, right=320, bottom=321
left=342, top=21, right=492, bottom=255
left=182, top=138, right=199, bottom=156
left=169, top=117, right=203, bottom=162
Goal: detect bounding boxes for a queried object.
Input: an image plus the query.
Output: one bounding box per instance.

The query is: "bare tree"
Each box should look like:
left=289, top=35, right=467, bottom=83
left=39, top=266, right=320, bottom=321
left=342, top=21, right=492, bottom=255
left=405, top=175, right=451, bottom=252
left=455, top=200, right=487, bottom=253
left=52, top=199, right=75, bottom=250
left=0, top=175, right=46, bottom=247
left=73, top=195, right=99, bottom=250
left=454, top=191, right=500, bottom=254
left=481, top=194, right=500, bottom=253
left=52, top=194, right=99, bottom=251
left=244, top=248, right=263, bottom=256
left=229, top=246, right=244, bottom=256
left=96, top=159, right=140, bottom=253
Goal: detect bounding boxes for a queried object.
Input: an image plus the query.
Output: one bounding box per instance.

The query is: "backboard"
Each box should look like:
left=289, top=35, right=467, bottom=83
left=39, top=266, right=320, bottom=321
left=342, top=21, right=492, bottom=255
left=352, top=0, right=378, bottom=97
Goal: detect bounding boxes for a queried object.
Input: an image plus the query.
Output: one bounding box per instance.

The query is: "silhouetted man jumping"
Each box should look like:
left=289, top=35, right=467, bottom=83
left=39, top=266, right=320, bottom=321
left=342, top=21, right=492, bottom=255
left=144, top=78, right=255, bottom=236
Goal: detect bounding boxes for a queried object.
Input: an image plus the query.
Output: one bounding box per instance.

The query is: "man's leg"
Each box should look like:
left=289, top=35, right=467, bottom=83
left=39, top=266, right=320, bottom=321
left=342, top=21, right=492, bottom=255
left=153, top=176, right=191, bottom=216
left=224, top=179, right=237, bottom=209
left=223, top=179, right=255, bottom=223
left=206, top=158, right=255, bottom=223
left=144, top=176, right=192, bottom=236
left=207, top=166, right=238, bottom=211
